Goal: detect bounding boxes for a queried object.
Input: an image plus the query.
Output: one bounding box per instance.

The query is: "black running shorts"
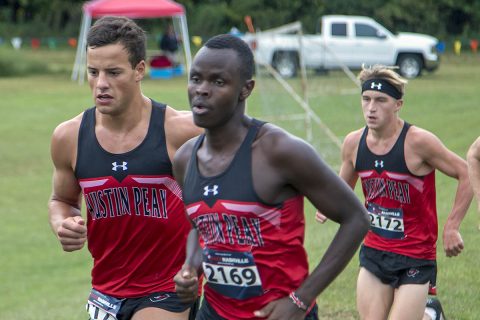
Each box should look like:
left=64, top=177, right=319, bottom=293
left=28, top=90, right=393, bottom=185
left=116, top=292, right=199, bottom=320
left=196, top=297, right=319, bottom=320
left=359, top=245, right=436, bottom=288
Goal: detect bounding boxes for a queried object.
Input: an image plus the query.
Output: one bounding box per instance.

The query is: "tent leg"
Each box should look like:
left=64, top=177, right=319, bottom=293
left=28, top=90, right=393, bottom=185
left=177, top=14, right=192, bottom=79
left=72, top=13, right=92, bottom=84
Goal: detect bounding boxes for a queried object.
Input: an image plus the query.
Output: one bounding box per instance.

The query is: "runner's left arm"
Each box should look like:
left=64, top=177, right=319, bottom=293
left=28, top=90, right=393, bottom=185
left=417, top=131, right=472, bottom=257
left=467, top=137, right=480, bottom=218
left=255, top=132, right=369, bottom=320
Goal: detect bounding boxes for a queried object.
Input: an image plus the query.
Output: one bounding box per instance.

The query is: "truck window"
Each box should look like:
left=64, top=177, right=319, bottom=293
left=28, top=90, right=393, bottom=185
left=331, top=23, right=347, bottom=37
left=355, top=23, right=380, bottom=38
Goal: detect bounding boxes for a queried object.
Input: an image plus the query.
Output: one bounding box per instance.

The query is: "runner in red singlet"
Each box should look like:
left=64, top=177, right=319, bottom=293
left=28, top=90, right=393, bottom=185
left=318, top=65, right=472, bottom=320
left=48, top=16, right=202, bottom=320
left=172, top=34, right=370, bottom=320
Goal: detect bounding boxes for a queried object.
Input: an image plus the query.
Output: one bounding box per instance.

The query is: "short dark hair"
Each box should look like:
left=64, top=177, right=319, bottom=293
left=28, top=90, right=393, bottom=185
left=87, top=16, right=146, bottom=69
left=204, top=34, right=254, bottom=80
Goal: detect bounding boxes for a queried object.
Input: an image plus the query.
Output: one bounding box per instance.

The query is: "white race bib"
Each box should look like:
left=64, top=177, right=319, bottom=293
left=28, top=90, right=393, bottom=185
left=367, top=202, right=405, bottom=239
left=203, top=248, right=263, bottom=300
left=86, top=289, right=123, bottom=320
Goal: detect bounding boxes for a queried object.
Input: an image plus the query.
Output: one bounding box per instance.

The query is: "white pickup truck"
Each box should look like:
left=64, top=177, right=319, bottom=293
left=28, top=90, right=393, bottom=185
left=242, top=15, right=440, bottom=79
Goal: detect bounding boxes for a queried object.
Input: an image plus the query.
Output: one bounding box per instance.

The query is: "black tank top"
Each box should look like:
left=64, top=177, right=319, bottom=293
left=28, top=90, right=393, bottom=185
left=355, top=122, right=411, bottom=174
left=75, top=100, right=172, bottom=182
left=73, top=100, right=192, bottom=297
left=183, top=119, right=267, bottom=208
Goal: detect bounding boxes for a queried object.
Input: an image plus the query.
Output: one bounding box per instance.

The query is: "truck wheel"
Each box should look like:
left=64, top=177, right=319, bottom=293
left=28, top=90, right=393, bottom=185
left=272, top=51, right=297, bottom=78
left=397, top=54, right=423, bottom=79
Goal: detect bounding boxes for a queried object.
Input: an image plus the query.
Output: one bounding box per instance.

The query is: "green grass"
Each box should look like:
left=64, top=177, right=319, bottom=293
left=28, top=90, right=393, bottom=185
left=0, top=47, right=76, bottom=76
left=0, top=49, right=479, bottom=319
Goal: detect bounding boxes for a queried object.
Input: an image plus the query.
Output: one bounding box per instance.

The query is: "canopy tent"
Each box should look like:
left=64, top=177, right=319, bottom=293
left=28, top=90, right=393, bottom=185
left=72, top=0, right=192, bottom=83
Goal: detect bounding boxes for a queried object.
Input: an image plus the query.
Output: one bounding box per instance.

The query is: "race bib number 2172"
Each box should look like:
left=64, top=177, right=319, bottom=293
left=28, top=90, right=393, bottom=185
left=367, top=202, right=405, bottom=239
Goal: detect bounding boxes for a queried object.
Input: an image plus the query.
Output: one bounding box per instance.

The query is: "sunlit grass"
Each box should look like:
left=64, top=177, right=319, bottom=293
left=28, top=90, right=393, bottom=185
left=0, top=49, right=479, bottom=319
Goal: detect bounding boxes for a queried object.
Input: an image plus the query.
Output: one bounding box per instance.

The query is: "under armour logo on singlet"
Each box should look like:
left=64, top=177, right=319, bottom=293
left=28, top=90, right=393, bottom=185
left=371, top=82, right=382, bottom=90
left=203, top=185, right=219, bottom=196
left=112, top=161, right=128, bottom=171
left=374, top=160, right=384, bottom=168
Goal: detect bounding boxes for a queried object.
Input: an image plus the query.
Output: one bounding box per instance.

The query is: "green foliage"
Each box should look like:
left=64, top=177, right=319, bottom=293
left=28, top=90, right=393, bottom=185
left=187, top=2, right=231, bottom=36
left=372, top=0, right=480, bottom=39
left=1, top=0, right=479, bottom=42
left=376, top=0, right=440, bottom=35
left=183, top=0, right=480, bottom=39
left=182, top=0, right=325, bottom=35
left=0, top=0, right=83, bottom=37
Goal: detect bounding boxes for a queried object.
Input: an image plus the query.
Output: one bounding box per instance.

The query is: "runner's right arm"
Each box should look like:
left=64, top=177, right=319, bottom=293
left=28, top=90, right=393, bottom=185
left=172, top=139, right=203, bottom=302
left=315, top=130, right=362, bottom=223
left=48, top=118, right=87, bottom=252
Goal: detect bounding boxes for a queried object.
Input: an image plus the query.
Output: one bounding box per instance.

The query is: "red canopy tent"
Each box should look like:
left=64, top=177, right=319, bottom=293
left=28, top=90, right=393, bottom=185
left=84, top=0, right=184, bottom=18
left=72, top=0, right=192, bottom=83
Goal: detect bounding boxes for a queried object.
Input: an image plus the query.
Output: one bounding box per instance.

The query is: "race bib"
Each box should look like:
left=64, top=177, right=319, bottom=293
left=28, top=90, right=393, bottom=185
left=202, top=248, right=263, bottom=300
left=367, top=202, right=405, bottom=239
left=86, top=288, right=124, bottom=320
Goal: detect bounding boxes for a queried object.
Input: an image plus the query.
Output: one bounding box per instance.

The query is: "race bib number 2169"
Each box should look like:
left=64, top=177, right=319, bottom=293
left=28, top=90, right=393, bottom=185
left=203, top=248, right=263, bottom=300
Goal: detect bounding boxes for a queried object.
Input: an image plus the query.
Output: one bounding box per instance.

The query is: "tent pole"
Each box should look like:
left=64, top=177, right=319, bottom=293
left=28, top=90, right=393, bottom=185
left=78, top=14, right=92, bottom=85
left=178, top=14, right=192, bottom=79
left=72, top=13, right=91, bottom=83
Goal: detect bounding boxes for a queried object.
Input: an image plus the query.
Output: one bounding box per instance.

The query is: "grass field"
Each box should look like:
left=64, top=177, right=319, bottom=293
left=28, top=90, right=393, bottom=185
left=0, top=48, right=479, bottom=319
